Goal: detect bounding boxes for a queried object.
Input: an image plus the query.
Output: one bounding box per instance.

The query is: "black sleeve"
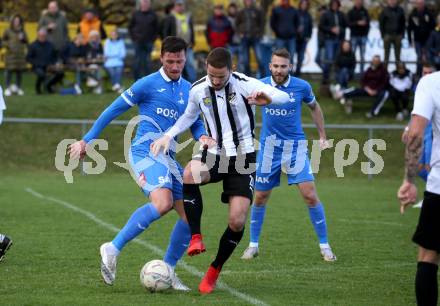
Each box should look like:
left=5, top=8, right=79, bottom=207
left=189, top=16, right=195, bottom=46
left=128, top=12, right=136, bottom=40
left=379, top=11, right=385, bottom=36
left=26, top=43, right=35, bottom=64
left=100, top=23, right=107, bottom=40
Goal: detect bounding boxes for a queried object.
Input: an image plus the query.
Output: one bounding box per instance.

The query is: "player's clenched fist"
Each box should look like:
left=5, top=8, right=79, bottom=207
left=68, top=140, right=87, bottom=160
left=247, top=91, right=272, bottom=106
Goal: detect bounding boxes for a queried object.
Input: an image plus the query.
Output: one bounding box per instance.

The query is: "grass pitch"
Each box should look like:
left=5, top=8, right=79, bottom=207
left=0, top=172, right=421, bottom=305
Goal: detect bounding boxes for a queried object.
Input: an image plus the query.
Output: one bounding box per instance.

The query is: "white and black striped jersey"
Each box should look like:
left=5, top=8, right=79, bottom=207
left=166, top=72, right=290, bottom=156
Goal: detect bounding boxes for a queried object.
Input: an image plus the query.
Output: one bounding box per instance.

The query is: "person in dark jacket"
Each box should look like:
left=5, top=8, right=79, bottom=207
left=295, top=0, right=313, bottom=76
left=270, top=0, right=298, bottom=65
left=379, top=0, right=406, bottom=68
left=332, top=40, right=356, bottom=91
left=26, top=29, right=59, bottom=94
left=226, top=3, right=241, bottom=68
left=206, top=4, right=232, bottom=49
left=129, top=0, right=158, bottom=80
left=315, top=5, right=327, bottom=70
left=336, top=55, right=389, bottom=117
left=63, top=33, right=87, bottom=94
left=319, top=0, right=347, bottom=84
left=407, top=0, right=435, bottom=77
left=347, top=0, right=370, bottom=74
left=161, top=0, right=196, bottom=82
left=427, top=14, right=440, bottom=71
left=235, top=0, right=265, bottom=76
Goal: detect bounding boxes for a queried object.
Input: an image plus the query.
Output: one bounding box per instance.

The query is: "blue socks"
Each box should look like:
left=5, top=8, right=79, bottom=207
left=112, top=203, right=160, bottom=251
left=163, top=219, right=191, bottom=268
left=308, top=203, right=328, bottom=244
left=249, top=204, right=267, bottom=247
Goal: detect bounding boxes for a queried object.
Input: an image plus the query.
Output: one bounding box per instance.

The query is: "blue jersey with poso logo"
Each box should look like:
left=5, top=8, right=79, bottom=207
left=259, top=76, right=315, bottom=142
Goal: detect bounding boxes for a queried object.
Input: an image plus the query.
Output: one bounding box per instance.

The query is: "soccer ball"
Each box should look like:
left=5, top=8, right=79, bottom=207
left=140, top=260, right=173, bottom=292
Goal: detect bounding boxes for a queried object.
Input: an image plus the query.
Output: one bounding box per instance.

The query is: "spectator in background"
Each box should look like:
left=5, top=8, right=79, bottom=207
left=270, top=0, right=298, bottom=67
left=330, top=40, right=356, bottom=96
left=2, top=14, right=28, bottom=96
left=427, top=14, right=440, bottom=71
left=129, top=0, right=158, bottom=80
left=315, top=5, right=327, bottom=70
left=104, top=29, right=126, bottom=93
left=236, top=0, right=265, bottom=76
left=64, top=33, right=87, bottom=94
left=226, top=3, right=241, bottom=69
left=38, top=1, right=69, bottom=55
left=335, top=55, right=389, bottom=118
left=162, top=0, right=196, bottom=82
left=78, top=9, right=106, bottom=44
left=347, top=0, right=370, bottom=74
left=295, top=0, right=312, bottom=76
left=379, top=0, right=406, bottom=68
left=319, top=0, right=347, bottom=84
left=389, top=61, right=413, bottom=121
left=0, top=85, right=5, bottom=125
left=26, top=29, right=59, bottom=94
left=85, top=30, right=104, bottom=94
left=407, top=0, right=435, bottom=77
left=206, top=4, right=232, bottom=49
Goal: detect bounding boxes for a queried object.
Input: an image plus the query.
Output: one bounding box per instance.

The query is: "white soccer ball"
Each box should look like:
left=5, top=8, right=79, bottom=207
left=140, top=260, right=173, bottom=292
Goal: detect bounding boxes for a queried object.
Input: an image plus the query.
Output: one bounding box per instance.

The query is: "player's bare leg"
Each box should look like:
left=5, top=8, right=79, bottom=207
left=200, top=195, right=250, bottom=294
left=241, top=190, right=272, bottom=259
left=182, top=160, right=210, bottom=256
left=298, top=181, right=336, bottom=262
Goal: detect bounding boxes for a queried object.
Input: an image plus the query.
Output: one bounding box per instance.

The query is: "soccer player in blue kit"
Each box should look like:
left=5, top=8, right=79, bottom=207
left=241, top=49, right=337, bottom=261
left=69, top=37, right=214, bottom=290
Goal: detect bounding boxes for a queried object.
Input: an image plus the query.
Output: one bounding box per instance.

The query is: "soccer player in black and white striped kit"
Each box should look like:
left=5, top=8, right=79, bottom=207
left=152, top=47, right=289, bottom=294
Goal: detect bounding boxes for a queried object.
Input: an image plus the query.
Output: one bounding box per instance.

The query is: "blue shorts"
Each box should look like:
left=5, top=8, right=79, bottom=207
left=129, top=148, right=184, bottom=201
left=255, top=142, right=314, bottom=191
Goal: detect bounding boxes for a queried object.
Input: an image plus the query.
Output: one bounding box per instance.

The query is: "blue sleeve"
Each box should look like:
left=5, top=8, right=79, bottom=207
left=189, top=116, right=207, bottom=141
left=120, top=78, right=148, bottom=106
left=423, top=123, right=433, bottom=164
left=83, top=96, right=131, bottom=143
left=303, top=82, right=316, bottom=104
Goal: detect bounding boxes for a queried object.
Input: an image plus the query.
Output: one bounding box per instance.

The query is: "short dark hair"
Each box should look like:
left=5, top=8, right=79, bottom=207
left=206, top=47, right=232, bottom=70
left=161, top=36, right=187, bottom=55
left=272, top=48, right=291, bottom=61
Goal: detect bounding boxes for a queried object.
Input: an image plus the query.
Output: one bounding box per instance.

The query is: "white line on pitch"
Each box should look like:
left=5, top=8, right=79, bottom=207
left=25, top=187, right=269, bottom=306
left=338, top=218, right=405, bottom=227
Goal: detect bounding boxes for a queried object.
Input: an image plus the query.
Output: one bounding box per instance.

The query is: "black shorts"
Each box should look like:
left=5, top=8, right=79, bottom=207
left=195, top=151, right=256, bottom=204
left=412, top=191, right=440, bottom=253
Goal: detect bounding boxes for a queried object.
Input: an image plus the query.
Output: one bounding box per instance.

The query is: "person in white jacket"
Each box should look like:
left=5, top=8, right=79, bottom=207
left=0, top=85, right=6, bottom=125
left=390, top=61, right=413, bottom=121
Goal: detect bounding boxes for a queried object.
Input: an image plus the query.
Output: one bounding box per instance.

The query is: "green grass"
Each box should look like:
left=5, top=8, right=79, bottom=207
left=0, top=73, right=424, bottom=305
left=0, top=173, right=421, bottom=305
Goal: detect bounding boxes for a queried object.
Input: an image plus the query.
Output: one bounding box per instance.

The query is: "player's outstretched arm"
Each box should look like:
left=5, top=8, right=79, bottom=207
left=82, top=97, right=131, bottom=144
left=69, top=97, right=131, bottom=160
left=307, top=101, right=329, bottom=149
left=247, top=84, right=289, bottom=106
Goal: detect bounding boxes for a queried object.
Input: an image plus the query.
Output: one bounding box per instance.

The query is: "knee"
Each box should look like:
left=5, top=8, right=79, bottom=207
left=303, top=192, right=319, bottom=207
left=418, top=248, right=440, bottom=264
left=254, top=192, right=270, bottom=205
left=228, top=216, right=246, bottom=232
left=182, top=168, right=195, bottom=184
left=150, top=192, right=173, bottom=215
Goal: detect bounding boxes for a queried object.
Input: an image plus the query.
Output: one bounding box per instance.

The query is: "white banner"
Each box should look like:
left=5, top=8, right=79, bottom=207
left=300, top=21, right=417, bottom=73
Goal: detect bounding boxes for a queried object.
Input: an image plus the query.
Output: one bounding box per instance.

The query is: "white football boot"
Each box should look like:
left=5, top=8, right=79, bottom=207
left=167, top=264, right=190, bottom=291
left=100, top=242, right=117, bottom=285
left=320, top=245, right=337, bottom=262
left=241, top=246, right=259, bottom=259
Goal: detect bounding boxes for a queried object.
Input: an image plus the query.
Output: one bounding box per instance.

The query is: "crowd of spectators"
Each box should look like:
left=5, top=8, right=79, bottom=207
left=0, top=0, right=439, bottom=121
